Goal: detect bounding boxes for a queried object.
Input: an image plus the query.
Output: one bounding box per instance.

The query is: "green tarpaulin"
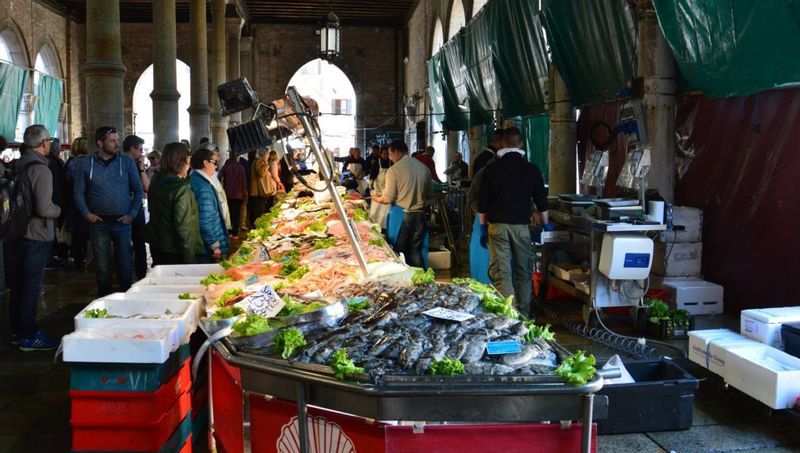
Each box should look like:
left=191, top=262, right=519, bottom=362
left=522, top=114, right=549, bottom=181
left=34, top=74, right=63, bottom=135
left=0, top=62, right=27, bottom=141
left=541, top=0, right=637, bottom=105
left=428, top=0, right=549, bottom=130
left=654, top=0, right=800, bottom=98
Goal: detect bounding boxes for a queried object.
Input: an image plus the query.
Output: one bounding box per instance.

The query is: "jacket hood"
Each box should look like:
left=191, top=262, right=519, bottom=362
left=16, top=149, right=48, bottom=166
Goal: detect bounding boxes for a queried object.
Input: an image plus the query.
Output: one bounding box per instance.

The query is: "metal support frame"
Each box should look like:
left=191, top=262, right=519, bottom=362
left=285, top=87, right=369, bottom=277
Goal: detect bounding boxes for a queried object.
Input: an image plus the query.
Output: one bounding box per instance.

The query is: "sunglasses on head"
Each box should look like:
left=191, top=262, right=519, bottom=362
left=97, top=127, right=117, bottom=139
left=207, top=159, right=219, bottom=166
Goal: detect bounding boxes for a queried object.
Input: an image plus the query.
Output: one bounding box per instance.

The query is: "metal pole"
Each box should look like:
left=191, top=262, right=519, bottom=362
left=286, top=87, right=370, bottom=277
left=296, top=382, right=309, bottom=453
left=581, top=393, right=595, bottom=453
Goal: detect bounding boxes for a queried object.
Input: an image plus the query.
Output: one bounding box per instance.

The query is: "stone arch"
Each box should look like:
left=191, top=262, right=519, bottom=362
left=131, top=59, right=192, bottom=149
left=0, top=19, right=30, bottom=68
left=472, top=0, right=489, bottom=17
left=286, top=58, right=357, bottom=156
left=430, top=17, right=444, bottom=57
left=446, top=0, right=466, bottom=40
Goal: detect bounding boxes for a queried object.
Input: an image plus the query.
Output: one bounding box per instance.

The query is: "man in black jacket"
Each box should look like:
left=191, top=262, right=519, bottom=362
left=471, top=128, right=504, bottom=178
left=477, top=127, right=549, bottom=316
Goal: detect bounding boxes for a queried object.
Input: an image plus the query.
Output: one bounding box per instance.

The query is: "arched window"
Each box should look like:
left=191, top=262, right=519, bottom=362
left=431, top=18, right=444, bottom=54
left=132, top=60, right=192, bottom=149
left=32, top=45, right=63, bottom=139
left=430, top=18, right=447, bottom=176
left=472, top=0, right=489, bottom=16
left=447, top=0, right=466, bottom=39
left=0, top=37, right=11, bottom=63
left=287, top=59, right=356, bottom=158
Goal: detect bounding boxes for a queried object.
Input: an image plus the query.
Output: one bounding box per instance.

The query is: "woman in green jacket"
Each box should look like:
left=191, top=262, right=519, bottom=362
left=145, top=142, right=205, bottom=265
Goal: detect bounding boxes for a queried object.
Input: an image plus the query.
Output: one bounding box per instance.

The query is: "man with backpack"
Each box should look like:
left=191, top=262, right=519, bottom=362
left=4, top=125, right=62, bottom=351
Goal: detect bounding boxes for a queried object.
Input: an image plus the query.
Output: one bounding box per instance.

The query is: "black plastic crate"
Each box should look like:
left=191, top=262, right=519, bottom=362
left=596, top=359, right=699, bottom=434
left=783, top=323, right=800, bottom=359
left=647, top=316, right=696, bottom=340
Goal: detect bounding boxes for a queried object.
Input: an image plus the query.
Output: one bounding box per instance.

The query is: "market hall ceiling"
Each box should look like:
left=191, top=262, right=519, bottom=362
left=44, top=0, right=416, bottom=27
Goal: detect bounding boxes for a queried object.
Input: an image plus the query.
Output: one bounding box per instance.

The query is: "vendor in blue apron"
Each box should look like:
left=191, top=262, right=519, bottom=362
left=371, top=140, right=433, bottom=269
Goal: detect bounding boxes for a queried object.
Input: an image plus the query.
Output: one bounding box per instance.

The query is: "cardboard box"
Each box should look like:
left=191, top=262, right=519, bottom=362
left=549, top=263, right=581, bottom=281
left=652, top=242, right=702, bottom=277
left=428, top=248, right=452, bottom=270
left=658, top=206, right=703, bottom=243
left=663, top=279, right=724, bottom=315
left=725, top=345, right=800, bottom=409
left=741, top=306, right=800, bottom=349
left=707, top=338, right=763, bottom=377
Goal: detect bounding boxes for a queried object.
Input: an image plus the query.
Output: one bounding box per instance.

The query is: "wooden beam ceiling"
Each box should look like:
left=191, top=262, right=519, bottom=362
left=47, top=0, right=414, bottom=27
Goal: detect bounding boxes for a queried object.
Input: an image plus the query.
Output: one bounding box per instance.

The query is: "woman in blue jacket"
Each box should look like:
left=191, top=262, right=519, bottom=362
left=189, top=148, right=230, bottom=262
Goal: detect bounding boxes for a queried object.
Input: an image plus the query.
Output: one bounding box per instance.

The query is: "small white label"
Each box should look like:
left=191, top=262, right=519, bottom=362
left=423, top=307, right=475, bottom=323
left=744, top=319, right=757, bottom=334
left=244, top=286, right=285, bottom=318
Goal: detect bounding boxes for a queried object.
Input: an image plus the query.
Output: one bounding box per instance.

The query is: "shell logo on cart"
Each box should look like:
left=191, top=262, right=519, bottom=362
left=277, top=415, right=356, bottom=453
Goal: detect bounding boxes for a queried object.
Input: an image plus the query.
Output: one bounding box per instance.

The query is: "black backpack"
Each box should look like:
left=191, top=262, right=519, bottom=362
left=0, top=160, right=44, bottom=241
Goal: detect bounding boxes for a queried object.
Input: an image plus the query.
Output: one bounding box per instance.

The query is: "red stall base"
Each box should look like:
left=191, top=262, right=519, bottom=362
left=210, top=349, right=244, bottom=453
left=247, top=394, right=595, bottom=453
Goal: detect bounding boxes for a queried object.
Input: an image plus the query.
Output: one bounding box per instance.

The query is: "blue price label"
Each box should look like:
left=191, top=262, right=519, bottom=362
left=486, top=341, right=521, bottom=355
left=244, top=276, right=259, bottom=285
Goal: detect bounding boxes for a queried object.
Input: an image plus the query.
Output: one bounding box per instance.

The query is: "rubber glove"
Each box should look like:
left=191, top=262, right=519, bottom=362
left=479, top=224, right=489, bottom=248
left=543, top=223, right=554, bottom=232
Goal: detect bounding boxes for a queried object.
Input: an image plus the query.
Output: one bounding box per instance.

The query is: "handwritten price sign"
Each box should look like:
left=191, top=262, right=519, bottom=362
left=244, top=285, right=285, bottom=318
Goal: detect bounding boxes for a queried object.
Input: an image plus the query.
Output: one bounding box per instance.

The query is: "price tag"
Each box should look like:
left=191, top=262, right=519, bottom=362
left=486, top=341, right=522, bottom=355
left=423, top=307, right=475, bottom=323
left=243, top=285, right=285, bottom=318
left=244, top=275, right=259, bottom=285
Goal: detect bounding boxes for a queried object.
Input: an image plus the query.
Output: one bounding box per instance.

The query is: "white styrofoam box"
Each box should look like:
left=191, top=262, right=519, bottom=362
left=707, top=338, right=763, bottom=377
left=663, top=279, right=724, bottom=315
left=689, top=329, right=743, bottom=369
left=652, top=242, right=702, bottom=277
left=741, top=307, right=800, bottom=349
left=148, top=263, right=223, bottom=278
left=127, top=284, right=205, bottom=295
left=598, top=234, right=653, bottom=280
left=133, top=276, right=207, bottom=286
left=725, top=345, right=800, bottom=409
left=104, top=292, right=206, bottom=319
left=428, top=249, right=452, bottom=270
left=75, top=298, right=199, bottom=344
left=658, top=206, right=702, bottom=243
left=62, top=327, right=179, bottom=363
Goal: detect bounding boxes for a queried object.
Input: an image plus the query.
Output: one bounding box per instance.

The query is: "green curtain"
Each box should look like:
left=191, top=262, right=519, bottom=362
left=0, top=62, right=27, bottom=141
left=35, top=74, right=63, bottom=134
left=541, top=0, right=637, bottom=105
left=427, top=57, right=446, bottom=133
left=522, top=114, right=549, bottom=181
left=654, top=0, right=800, bottom=98
left=428, top=0, right=550, bottom=129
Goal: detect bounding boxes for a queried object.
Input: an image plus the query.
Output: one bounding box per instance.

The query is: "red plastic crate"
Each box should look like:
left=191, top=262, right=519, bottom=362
left=71, top=390, right=191, bottom=451
left=178, top=434, right=192, bottom=453
left=70, top=359, right=191, bottom=425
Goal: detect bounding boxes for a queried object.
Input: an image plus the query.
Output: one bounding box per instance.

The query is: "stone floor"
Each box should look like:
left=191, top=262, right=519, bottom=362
left=0, top=262, right=798, bottom=452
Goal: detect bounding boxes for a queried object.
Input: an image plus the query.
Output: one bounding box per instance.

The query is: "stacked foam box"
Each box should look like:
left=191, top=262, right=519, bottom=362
left=689, top=328, right=800, bottom=410
left=65, top=264, right=215, bottom=452
left=651, top=206, right=724, bottom=315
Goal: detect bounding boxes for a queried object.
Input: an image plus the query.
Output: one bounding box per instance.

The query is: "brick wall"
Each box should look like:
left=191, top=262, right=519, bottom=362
left=251, top=22, right=403, bottom=148
left=0, top=0, right=83, bottom=141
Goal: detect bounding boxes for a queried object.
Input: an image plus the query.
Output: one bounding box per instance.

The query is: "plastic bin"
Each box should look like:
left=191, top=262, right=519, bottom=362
left=71, top=390, right=191, bottom=451
left=72, top=413, right=192, bottom=453
left=70, top=359, right=191, bottom=425
left=596, top=360, right=699, bottom=434
left=782, top=323, right=800, bottom=359
left=70, top=344, right=190, bottom=392
left=149, top=263, right=222, bottom=278
left=63, top=327, right=179, bottom=363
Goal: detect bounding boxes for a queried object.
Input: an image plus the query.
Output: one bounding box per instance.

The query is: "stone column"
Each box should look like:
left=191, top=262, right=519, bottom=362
left=84, top=0, right=126, bottom=137
left=226, top=18, right=244, bottom=125
left=151, top=0, right=180, bottom=150
left=548, top=64, right=577, bottom=195
left=240, top=36, right=254, bottom=120
left=188, top=0, right=211, bottom=149
left=637, top=0, right=677, bottom=201
left=210, top=0, right=230, bottom=158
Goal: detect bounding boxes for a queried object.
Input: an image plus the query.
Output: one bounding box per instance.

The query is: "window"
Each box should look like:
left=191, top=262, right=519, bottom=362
left=447, top=0, right=466, bottom=39
left=0, top=36, right=11, bottom=63
left=331, top=98, right=352, bottom=115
